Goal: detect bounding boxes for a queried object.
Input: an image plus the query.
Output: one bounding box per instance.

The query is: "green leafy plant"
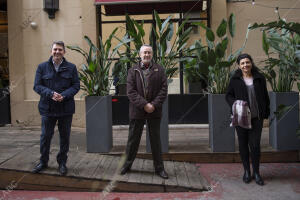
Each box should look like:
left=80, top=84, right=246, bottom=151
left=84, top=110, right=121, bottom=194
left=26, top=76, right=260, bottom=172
left=112, top=60, right=128, bottom=85
left=250, top=19, right=300, bottom=35
left=192, top=14, right=249, bottom=94
left=183, top=41, right=208, bottom=92
left=184, top=49, right=208, bottom=84
left=67, top=28, right=121, bottom=96
left=251, top=20, right=300, bottom=92
left=120, top=11, right=193, bottom=80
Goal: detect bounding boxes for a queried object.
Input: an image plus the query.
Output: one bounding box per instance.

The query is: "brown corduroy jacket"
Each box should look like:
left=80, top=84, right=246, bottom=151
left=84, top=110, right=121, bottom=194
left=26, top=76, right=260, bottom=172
left=127, top=61, right=168, bottom=119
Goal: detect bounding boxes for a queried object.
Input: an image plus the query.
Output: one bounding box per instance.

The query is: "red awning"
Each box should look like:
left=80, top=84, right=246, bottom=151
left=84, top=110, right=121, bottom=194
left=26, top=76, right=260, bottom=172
left=95, top=0, right=206, bottom=16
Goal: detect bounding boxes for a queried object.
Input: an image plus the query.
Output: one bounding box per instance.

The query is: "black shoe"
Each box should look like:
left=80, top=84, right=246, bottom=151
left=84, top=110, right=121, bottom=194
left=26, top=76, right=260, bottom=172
left=120, top=166, right=130, bottom=175
left=253, top=172, right=264, bottom=186
left=243, top=170, right=251, bottom=184
left=32, top=163, right=48, bottom=173
left=58, top=163, right=68, bottom=175
left=156, top=170, right=169, bottom=179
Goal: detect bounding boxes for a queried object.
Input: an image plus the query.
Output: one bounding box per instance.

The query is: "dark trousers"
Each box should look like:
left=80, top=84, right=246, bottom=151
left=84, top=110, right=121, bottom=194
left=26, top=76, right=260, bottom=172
left=123, top=118, right=164, bottom=172
left=40, top=115, right=73, bottom=165
left=235, top=118, right=263, bottom=173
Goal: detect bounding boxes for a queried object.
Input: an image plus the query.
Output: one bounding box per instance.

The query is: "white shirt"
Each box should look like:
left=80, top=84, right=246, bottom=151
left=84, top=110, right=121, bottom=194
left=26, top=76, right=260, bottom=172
left=52, top=59, right=63, bottom=72
left=243, top=76, right=253, bottom=86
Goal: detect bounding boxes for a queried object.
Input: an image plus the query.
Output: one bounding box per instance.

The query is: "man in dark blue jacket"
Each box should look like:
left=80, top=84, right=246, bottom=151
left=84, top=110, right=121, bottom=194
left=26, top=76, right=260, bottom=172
left=32, top=41, right=80, bottom=175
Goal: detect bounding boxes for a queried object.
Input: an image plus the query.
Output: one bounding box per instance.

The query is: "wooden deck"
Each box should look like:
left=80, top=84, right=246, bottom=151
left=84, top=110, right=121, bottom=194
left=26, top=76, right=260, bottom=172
left=0, top=125, right=299, bottom=192
left=0, top=145, right=208, bottom=192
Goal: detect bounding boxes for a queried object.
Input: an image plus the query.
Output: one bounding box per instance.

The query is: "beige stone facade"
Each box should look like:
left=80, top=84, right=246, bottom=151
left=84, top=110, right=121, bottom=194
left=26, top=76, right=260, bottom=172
left=6, top=0, right=300, bottom=127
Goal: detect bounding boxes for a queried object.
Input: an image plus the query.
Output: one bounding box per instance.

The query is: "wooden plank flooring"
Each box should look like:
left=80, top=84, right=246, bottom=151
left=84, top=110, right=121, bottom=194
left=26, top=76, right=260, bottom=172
left=0, top=125, right=299, bottom=192
left=0, top=146, right=208, bottom=192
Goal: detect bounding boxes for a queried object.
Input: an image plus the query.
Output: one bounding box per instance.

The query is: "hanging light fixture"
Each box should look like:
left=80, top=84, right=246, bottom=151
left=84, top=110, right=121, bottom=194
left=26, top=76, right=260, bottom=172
left=43, top=0, right=59, bottom=19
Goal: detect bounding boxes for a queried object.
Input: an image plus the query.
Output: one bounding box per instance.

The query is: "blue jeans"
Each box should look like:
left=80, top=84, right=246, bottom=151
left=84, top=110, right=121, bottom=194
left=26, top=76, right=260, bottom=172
left=40, top=115, right=73, bottom=165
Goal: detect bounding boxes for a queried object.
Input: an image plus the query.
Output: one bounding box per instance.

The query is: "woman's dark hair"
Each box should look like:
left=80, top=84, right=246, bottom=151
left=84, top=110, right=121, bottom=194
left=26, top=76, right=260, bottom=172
left=236, top=53, right=259, bottom=72
left=236, top=53, right=253, bottom=65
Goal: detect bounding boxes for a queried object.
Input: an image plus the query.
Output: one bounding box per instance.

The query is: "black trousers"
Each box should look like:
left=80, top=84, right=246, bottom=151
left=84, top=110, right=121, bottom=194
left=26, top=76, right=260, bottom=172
left=123, top=118, right=164, bottom=172
left=40, top=115, right=73, bottom=165
left=235, top=118, right=263, bottom=173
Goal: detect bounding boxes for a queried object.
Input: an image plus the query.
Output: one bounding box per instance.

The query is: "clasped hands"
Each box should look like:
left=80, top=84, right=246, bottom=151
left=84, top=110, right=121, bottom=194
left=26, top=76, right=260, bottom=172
left=144, top=103, right=155, bottom=113
left=52, top=91, right=64, bottom=102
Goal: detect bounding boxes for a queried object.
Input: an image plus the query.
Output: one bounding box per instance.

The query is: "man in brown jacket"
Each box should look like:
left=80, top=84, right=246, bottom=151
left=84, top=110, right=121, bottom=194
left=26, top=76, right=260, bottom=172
left=120, top=45, right=168, bottom=179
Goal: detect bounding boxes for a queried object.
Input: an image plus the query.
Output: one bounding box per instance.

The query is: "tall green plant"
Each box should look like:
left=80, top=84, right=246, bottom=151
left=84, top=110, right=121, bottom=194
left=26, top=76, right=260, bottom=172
left=67, top=28, right=121, bottom=96
left=112, top=60, right=128, bottom=85
left=193, top=14, right=249, bottom=94
left=120, top=11, right=193, bottom=80
left=184, top=41, right=208, bottom=84
left=251, top=21, right=300, bottom=92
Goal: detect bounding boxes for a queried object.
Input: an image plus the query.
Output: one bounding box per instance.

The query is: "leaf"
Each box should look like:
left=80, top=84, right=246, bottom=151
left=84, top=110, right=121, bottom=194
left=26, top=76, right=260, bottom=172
left=208, top=50, right=216, bottom=66
left=228, top=13, right=236, bottom=37
left=215, top=42, right=225, bottom=58
left=154, top=10, right=162, bottom=30
left=249, top=20, right=300, bottom=35
left=88, top=62, right=96, bottom=73
left=199, top=49, right=208, bottom=63
left=166, top=67, right=178, bottom=79
left=133, top=20, right=145, bottom=38
left=262, top=31, right=269, bottom=56
left=166, top=23, right=174, bottom=41
left=66, top=45, right=88, bottom=61
left=221, top=37, right=229, bottom=51
left=270, top=69, right=276, bottom=78
left=216, top=19, right=227, bottom=38
left=206, top=27, right=215, bottom=42
left=177, top=17, right=190, bottom=36
left=218, top=61, right=232, bottom=68
left=161, top=14, right=173, bottom=34
left=274, top=104, right=292, bottom=120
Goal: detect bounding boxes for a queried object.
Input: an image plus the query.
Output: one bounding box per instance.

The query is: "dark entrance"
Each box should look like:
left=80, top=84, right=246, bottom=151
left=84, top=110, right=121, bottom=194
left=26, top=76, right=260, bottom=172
left=0, top=0, right=10, bottom=125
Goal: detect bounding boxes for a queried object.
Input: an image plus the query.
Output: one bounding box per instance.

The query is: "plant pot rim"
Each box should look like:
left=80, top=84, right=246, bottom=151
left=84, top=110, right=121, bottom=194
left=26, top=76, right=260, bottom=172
left=85, top=95, right=112, bottom=98
left=269, top=91, right=299, bottom=94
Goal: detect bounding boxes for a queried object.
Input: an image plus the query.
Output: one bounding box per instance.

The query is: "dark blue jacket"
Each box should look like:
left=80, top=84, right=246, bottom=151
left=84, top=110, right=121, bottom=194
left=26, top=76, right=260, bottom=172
left=33, top=56, right=80, bottom=116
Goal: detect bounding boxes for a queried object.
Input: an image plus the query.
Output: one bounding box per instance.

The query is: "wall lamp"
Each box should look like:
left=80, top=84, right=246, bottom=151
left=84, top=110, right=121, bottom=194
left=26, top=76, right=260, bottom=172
left=43, top=0, right=59, bottom=19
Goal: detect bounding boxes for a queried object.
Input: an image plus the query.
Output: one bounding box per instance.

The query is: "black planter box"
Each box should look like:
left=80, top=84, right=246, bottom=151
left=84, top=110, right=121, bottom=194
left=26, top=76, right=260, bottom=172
left=86, top=96, right=112, bottom=152
left=269, top=92, right=300, bottom=150
left=111, top=94, right=208, bottom=125
left=112, top=95, right=129, bottom=125
left=0, top=88, right=11, bottom=125
left=168, top=94, right=208, bottom=124
left=208, top=94, right=235, bottom=152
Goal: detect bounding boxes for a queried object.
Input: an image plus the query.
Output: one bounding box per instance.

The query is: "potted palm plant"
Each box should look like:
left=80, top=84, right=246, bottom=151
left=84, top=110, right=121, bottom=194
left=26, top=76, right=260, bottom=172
left=250, top=19, right=300, bottom=150
left=67, top=29, right=122, bottom=152
left=194, top=14, right=249, bottom=152
left=184, top=42, right=208, bottom=94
